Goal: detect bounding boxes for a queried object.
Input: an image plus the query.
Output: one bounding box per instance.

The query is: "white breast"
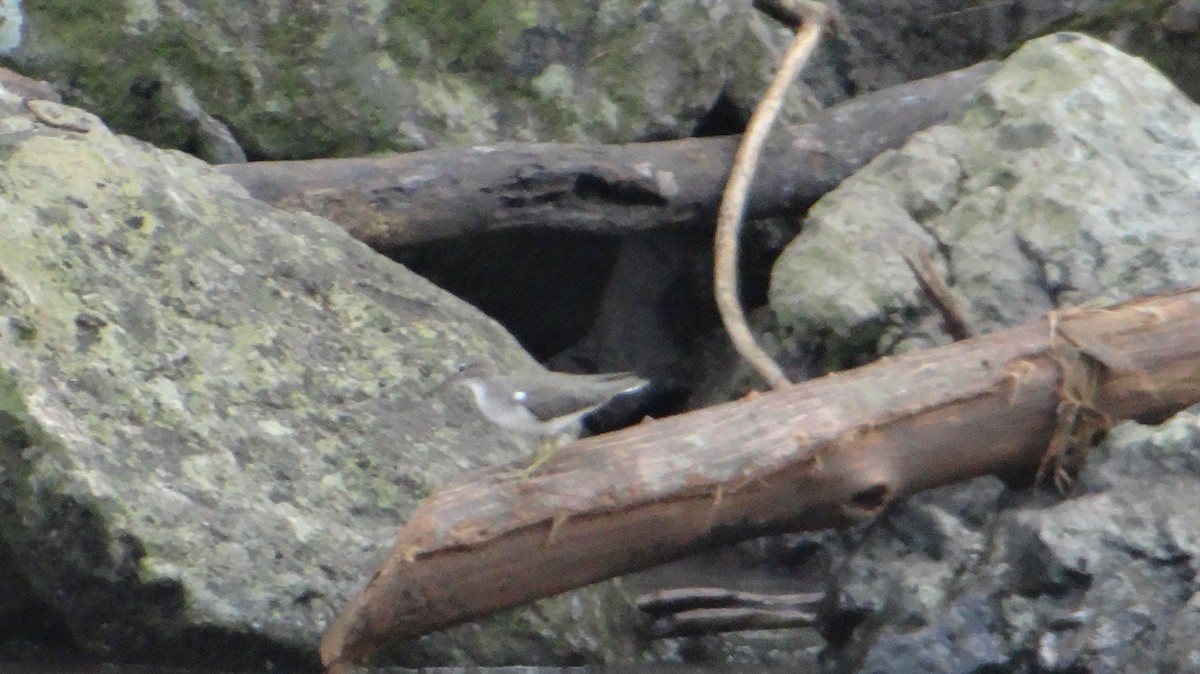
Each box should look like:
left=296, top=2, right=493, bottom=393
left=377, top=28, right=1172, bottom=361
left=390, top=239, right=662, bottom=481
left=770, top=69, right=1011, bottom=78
left=464, top=380, right=546, bottom=434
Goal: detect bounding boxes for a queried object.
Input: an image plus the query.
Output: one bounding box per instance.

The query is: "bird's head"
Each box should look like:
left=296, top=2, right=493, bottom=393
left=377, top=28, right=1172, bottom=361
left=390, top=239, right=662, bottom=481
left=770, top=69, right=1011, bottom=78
left=449, top=359, right=494, bottom=384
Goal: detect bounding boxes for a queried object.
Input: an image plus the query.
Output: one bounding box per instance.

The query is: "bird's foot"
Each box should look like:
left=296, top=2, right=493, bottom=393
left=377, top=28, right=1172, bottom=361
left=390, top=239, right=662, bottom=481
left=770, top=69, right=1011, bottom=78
left=513, top=437, right=562, bottom=479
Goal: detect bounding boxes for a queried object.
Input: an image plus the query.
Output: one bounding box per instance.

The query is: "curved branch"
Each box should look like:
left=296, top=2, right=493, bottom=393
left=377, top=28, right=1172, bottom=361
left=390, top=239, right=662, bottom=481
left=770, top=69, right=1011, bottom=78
left=714, top=2, right=829, bottom=390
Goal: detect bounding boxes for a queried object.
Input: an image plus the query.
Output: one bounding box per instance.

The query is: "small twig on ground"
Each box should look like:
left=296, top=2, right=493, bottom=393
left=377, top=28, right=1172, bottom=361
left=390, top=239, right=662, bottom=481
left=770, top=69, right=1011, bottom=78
left=645, top=606, right=819, bottom=637
left=902, top=247, right=976, bottom=340
left=638, top=586, right=824, bottom=636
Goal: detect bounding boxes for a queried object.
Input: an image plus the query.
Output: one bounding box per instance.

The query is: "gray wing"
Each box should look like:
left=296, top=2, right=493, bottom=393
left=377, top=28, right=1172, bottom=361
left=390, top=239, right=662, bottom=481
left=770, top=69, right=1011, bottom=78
left=499, top=372, right=647, bottom=423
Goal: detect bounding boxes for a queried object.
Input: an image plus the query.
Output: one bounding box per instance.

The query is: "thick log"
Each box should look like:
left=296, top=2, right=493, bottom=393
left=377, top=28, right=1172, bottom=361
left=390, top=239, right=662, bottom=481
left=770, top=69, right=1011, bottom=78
left=221, top=62, right=998, bottom=249
left=321, top=288, right=1200, bottom=669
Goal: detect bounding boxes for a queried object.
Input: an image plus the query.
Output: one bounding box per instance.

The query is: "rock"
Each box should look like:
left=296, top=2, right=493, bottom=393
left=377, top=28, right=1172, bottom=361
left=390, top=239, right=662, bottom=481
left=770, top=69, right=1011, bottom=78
left=0, top=93, right=640, bottom=667
left=800, top=0, right=1132, bottom=105
left=1, top=2, right=818, bottom=158
left=753, top=31, right=1200, bottom=673
left=770, top=32, right=1200, bottom=367
left=813, top=408, right=1200, bottom=673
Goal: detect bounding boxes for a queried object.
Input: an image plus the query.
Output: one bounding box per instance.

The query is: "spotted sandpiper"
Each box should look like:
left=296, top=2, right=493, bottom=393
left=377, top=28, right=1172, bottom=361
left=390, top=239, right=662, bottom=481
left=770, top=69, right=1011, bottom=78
left=452, top=360, right=649, bottom=474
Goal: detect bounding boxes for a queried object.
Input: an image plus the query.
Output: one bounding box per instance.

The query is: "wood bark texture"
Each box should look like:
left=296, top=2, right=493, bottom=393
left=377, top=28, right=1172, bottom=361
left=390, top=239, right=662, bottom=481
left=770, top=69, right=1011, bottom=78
left=321, top=288, right=1200, bottom=669
left=221, top=62, right=998, bottom=249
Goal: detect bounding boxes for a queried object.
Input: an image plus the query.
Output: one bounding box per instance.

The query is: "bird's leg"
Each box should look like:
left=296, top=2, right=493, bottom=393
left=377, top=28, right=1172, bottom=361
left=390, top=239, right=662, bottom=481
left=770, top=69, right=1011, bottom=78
left=515, top=436, right=563, bottom=478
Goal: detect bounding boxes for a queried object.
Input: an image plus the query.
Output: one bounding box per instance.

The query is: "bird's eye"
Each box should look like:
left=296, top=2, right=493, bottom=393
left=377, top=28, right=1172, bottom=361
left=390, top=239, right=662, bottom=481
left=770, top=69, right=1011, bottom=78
left=456, top=362, right=468, bottom=373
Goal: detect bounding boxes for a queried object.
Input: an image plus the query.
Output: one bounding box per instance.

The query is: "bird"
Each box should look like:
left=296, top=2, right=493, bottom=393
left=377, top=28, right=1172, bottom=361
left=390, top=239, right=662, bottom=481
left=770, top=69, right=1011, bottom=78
left=451, top=360, right=649, bottom=475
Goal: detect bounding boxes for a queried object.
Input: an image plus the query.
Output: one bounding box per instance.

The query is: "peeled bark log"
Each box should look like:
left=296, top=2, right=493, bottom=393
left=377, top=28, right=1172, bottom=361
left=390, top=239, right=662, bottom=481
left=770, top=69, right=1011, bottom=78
left=222, top=62, right=998, bottom=249
left=322, top=288, right=1200, bottom=669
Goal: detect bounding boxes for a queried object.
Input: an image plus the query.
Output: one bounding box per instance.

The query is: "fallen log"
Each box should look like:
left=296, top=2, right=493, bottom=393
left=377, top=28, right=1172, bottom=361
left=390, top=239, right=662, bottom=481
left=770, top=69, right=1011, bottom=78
left=221, top=62, right=998, bottom=249
left=321, top=287, right=1200, bottom=669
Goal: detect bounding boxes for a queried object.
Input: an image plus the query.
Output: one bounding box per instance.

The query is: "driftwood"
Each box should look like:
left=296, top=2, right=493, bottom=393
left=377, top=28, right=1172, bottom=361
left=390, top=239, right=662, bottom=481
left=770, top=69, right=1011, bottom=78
left=220, top=61, right=998, bottom=249
left=321, top=287, right=1200, bottom=669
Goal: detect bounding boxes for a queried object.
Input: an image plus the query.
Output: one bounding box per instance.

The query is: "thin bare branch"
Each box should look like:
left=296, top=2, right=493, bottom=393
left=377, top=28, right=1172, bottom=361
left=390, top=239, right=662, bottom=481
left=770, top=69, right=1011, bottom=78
left=903, top=247, right=976, bottom=340
left=714, top=2, right=830, bottom=391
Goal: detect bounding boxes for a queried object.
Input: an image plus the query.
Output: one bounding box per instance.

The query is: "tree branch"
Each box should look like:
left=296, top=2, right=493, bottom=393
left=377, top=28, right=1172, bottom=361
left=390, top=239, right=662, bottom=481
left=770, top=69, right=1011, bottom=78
left=321, top=287, right=1200, bottom=669
left=714, top=0, right=829, bottom=390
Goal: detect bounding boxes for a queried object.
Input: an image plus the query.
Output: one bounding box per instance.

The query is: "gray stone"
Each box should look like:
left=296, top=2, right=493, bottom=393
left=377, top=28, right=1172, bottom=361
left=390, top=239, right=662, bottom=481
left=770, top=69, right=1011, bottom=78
left=858, top=593, right=1008, bottom=674
left=814, top=409, right=1200, bottom=674
left=800, top=2, right=1190, bottom=107
left=0, top=92, right=640, bottom=667
left=761, top=32, right=1200, bottom=673
left=2, top=1, right=819, bottom=159
left=770, top=32, right=1200, bottom=362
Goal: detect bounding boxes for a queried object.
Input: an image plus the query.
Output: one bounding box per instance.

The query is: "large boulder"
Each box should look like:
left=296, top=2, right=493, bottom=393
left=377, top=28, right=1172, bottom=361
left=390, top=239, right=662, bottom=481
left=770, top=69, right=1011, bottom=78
left=0, top=92, right=640, bottom=668
left=808, top=407, right=1200, bottom=673
left=759, top=32, right=1200, bottom=673
left=0, top=1, right=816, bottom=160
left=770, top=32, right=1200, bottom=365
